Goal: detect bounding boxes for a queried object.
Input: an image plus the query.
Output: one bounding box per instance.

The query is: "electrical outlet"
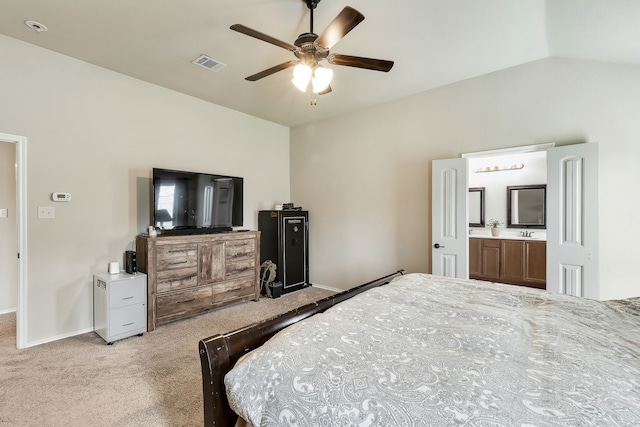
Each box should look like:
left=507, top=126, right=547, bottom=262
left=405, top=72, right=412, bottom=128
left=37, top=206, right=55, bottom=219
left=0, top=208, right=7, bottom=218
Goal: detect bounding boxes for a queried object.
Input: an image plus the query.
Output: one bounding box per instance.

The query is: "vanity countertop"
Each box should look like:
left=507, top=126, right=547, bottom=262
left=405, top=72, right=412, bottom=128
left=469, top=234, right=546, bottom=242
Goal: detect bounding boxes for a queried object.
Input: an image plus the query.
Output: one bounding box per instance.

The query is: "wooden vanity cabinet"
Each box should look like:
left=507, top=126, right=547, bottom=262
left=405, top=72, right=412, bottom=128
left=469, top=238, right=501, bottom=281
left=481, top=239, right=501, bottom=279
left=524, top=241, right=546, bottom=286
left=501, top=240, right=525, bottom=283
left=469, top=237, right=546, bottom=289
left=469, top=238, right=482, bottom=277
left=136, top=231, right=260, bottom=331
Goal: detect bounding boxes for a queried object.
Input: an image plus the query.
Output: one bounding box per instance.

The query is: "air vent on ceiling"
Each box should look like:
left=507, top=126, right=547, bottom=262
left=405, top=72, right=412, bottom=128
left=192, top=54, right=227, bottom=72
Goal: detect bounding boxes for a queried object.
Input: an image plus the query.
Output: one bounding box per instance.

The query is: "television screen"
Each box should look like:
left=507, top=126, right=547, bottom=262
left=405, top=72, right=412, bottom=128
left=152, top=168, right=243, bottom=233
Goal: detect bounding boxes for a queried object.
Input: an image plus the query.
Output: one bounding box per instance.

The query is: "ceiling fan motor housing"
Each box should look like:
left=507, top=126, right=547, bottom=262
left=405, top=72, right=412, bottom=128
left=294, top=33, right=328, bottom=65
left=294, top=32, right=317, bottom=47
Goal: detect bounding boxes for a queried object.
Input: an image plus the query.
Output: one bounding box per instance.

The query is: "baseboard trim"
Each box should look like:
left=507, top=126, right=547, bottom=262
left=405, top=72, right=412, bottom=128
left=25, top=327, right=95, bottom=348
left=311, top=283, right=343, bottom=293
left=0, top=308, right=17, bottom=315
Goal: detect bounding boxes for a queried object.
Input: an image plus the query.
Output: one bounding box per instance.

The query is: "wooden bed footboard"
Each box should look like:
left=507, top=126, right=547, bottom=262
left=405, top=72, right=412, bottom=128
left=198, top=269, right=406, bottom=426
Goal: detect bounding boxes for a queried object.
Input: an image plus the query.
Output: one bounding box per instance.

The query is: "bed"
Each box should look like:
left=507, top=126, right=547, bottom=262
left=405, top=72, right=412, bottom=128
left=199, top=272, right=640, bottom=426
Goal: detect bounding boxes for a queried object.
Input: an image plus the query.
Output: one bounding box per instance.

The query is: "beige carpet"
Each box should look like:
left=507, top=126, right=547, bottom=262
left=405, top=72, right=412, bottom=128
left=0, top=287, right=334, bottom=427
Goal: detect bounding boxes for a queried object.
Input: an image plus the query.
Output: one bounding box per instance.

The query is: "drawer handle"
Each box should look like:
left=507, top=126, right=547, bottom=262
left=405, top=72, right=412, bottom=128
left=178, top=298, right=195, bottom=304
left=229, top=287, right=241, bottom=292
left=170, top=261, right=188, bottom=266
left=230, top=253, right=248, bottom=258
left=168, top=249, right=188, bottom=254
left=122, top=322, right=134, bottom=327
left=121, top=296, right=134, bottom=300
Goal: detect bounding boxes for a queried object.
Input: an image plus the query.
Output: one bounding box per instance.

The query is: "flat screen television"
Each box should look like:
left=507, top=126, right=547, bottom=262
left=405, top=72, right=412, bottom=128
left=152, top=168, right=243, bottom=234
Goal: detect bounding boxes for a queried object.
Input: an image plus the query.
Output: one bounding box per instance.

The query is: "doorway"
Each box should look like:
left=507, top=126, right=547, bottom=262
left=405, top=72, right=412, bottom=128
left=432, top=142, right=599, bottom=298
left=0, top=133, right=27, bottom=349
left=0, top=142, right=17, bottom=311
left=466, top=148, right=548, bottom=288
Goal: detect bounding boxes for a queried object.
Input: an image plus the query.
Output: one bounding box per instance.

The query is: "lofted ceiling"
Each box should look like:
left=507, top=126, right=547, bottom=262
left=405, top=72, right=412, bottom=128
left=1, top=0, right=639, bottom=127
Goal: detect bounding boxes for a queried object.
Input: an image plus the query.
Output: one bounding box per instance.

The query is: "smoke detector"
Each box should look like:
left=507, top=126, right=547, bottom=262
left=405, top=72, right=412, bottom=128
left=192, top=54, right=227, bottom=72
left=25, top=20, right=48, bottom=32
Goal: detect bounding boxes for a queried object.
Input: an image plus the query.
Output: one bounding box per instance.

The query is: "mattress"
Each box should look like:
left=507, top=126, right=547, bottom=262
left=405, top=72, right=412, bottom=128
left=225, top=273, right=640, bottom=426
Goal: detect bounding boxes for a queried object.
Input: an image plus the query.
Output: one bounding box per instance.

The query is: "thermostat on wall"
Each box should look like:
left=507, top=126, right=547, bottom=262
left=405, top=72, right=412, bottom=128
left=51, top=192, right=71, bottom=202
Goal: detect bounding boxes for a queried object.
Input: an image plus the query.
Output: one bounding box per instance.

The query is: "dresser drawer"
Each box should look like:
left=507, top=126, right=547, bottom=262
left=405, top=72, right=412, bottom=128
left=225, top=257, right=256, bottom=279
left=225, top=239, right=256, bottom=260
left=213, top=278, right=255, bottom=304
left=156, top=244, right=198, bottom=270
left=156, top=267, right=198, bottom=293
left=109, top=279, right=146, bottom=309
left=156, top=286, right=213, bottom=318
left=109, top=303, right=146, bottom=337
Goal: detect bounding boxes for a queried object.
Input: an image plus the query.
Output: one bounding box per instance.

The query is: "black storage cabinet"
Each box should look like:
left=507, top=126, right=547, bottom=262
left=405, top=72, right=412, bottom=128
left=258, top=210, right=309, bottom=293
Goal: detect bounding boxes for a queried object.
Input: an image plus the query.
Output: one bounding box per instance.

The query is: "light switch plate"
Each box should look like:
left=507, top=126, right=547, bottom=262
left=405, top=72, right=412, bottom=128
left=38, top=206, right=55, bottom=219
left=0, top=208, right=7, bottom=218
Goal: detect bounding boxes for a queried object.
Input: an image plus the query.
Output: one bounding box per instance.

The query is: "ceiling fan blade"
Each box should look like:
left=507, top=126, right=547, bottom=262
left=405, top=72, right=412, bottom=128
left=230, top=24, right=297, bottom=51
left=328, top=54, right=394, bottom=72
left=245, top=60, right=298, bottom=81
left=315, top=6, right=365, bottom=50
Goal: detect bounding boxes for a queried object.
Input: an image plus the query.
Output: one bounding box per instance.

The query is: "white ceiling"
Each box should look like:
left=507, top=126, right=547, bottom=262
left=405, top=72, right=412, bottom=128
left=1, top=0, right=639, bottom=127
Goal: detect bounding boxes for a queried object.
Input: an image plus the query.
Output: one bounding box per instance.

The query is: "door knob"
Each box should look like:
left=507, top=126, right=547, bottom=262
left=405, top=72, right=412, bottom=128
left=434, top=243, right=445, bottom=249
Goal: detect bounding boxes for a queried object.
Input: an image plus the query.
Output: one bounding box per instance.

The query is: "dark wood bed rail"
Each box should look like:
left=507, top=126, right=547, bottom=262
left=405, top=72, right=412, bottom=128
left=198, top=269, right=406, bottom=426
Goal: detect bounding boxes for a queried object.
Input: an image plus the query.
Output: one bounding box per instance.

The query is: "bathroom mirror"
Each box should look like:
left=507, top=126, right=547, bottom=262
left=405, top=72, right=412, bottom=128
left=507, top=184, right=546, bottom=229
left=468, top=187, right=485, bottom=227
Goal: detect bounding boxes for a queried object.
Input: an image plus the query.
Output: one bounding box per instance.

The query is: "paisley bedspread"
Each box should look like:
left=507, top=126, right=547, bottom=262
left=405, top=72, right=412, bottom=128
left=225, top=273, right=640, bottom=426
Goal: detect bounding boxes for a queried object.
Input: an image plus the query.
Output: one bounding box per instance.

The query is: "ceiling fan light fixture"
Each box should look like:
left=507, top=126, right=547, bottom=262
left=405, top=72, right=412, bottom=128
left=292, top=63, right=312, bottom=92
left=233, top=3, right=393, bottom=99
left=311, top=66, right=333, bottom=93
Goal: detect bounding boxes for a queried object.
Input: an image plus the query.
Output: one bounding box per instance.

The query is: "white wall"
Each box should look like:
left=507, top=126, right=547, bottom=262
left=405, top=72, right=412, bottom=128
left=0, top=142, right=17, bottom=313
left=0, top=34, right=290, bottom=345
left=291, top=57, right=640, bottom=300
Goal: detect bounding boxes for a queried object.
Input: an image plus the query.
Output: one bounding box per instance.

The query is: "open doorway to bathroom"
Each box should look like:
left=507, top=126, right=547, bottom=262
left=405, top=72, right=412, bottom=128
left=465, top=146, right=549, bottom=289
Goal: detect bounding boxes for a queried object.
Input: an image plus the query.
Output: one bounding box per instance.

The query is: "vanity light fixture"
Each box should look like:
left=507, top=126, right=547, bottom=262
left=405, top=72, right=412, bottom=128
left=473, top=163, right=525, bottom=173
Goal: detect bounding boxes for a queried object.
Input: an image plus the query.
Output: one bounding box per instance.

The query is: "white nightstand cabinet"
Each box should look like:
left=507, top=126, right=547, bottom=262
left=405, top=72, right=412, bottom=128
left=93, top=272, right=147, bottom=344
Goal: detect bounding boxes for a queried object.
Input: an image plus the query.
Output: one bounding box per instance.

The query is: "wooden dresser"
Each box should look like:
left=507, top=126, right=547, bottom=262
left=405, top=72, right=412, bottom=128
left=136, top=231, right=260, bottom=331
left=469, top=237, right=546, bottom=289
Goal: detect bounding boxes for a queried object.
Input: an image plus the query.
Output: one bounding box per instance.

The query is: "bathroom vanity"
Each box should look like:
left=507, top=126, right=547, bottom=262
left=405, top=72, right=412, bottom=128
left=469, top=236, right=546, bottom=289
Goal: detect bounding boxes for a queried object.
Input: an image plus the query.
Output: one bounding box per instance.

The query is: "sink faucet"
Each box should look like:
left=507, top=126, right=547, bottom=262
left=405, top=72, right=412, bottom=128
left=521, top=230, right=535, bottom=237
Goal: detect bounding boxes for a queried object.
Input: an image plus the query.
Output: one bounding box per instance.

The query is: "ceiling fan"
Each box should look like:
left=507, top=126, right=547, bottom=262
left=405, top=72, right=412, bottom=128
left=230, top=0, right=394, bottom=98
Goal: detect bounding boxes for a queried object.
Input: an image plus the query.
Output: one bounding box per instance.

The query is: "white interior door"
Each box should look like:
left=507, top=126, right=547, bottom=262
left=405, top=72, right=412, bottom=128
left=432, top=158, right=468, bottom=278
left=0, top=132, right=27, bottom=348
left=546, top=143, right=599, bottom=298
